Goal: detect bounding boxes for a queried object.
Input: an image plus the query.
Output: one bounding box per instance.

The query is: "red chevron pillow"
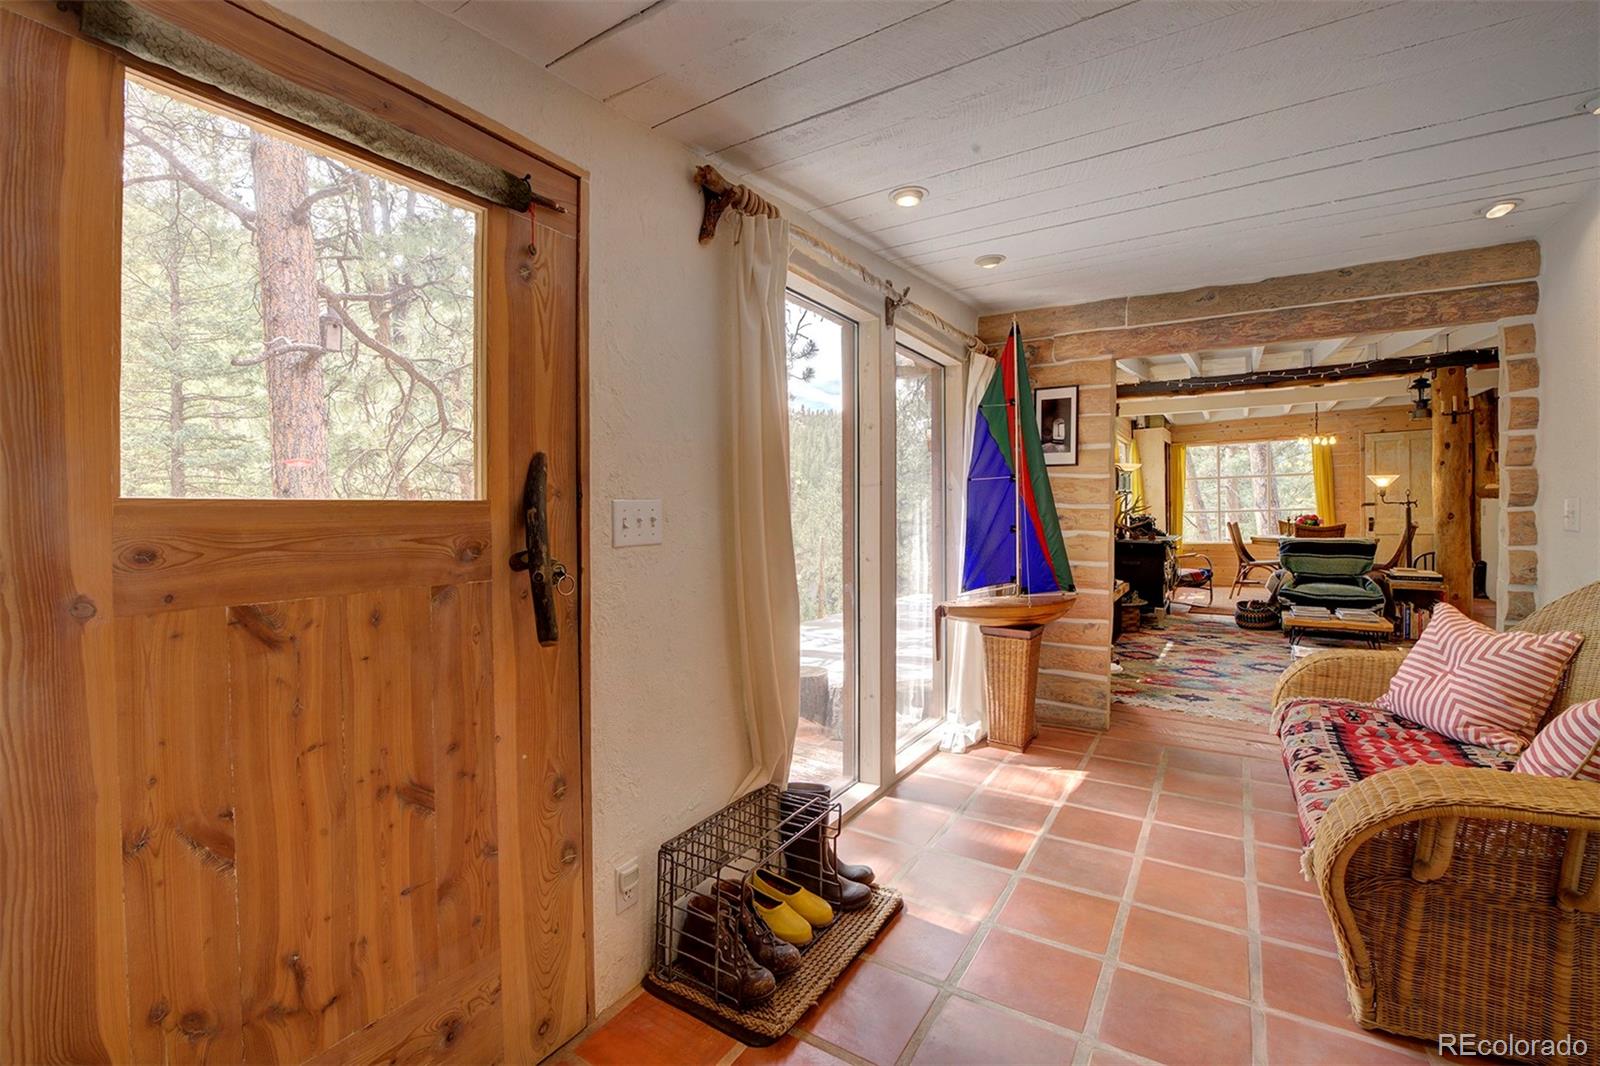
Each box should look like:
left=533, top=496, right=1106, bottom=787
left=1375, top=603, right=1583, bottom=753
left=1516, top=700, right=1600, bottom=781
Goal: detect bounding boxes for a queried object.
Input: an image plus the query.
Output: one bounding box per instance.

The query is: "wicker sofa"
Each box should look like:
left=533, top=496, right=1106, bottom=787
left=1269, top=582, right=1600, bottom=1064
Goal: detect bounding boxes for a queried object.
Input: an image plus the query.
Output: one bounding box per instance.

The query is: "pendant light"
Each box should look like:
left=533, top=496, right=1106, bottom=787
left=1298, top=403, right=1337, bottom=447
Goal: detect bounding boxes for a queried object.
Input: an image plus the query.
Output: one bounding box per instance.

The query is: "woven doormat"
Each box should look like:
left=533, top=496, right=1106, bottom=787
left=644, top=885, right=903, bottom=1047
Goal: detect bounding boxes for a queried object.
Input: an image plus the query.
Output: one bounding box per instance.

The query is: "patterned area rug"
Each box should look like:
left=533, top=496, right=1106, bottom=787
left=1112, top=612, right=1292, bottom=724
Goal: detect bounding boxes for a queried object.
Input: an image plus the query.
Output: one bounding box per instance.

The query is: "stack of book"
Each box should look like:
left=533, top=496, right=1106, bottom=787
left=1397, top=602, right=1433, bottom=640
left=1389, top=567, right=1444, bottom=585
left=1284, top=605, right=1330, bottom=619
left=1335, top=607, right=1382, bottom=622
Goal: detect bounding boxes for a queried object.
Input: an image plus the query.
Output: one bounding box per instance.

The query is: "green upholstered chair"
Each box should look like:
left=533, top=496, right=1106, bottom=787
left=1275, top=537, right=1384, bottom=612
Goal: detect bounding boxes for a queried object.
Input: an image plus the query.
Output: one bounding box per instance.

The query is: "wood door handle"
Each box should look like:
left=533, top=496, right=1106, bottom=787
left=508, top=452, right=560, bottom=646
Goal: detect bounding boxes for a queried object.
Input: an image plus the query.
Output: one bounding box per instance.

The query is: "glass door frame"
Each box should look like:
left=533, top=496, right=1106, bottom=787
left=785, top=267, right=968, bottom=803
left=784, top=282, right=862, bottom=794
left=891, top=341, right=949, bottom=754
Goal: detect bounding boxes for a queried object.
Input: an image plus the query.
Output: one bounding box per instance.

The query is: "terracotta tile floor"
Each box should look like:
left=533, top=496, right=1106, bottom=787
left=559, top=716, right=1476, bottom=1066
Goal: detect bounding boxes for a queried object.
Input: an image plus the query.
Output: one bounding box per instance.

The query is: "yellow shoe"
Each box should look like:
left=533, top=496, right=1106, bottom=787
left=753, top=868, right=834, bottom=929
left=750, top=887, right=812, bottom=946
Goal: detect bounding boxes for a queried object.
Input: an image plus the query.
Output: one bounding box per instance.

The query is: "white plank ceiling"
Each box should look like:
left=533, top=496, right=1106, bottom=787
left=435, top=0, right=1600, bottom=313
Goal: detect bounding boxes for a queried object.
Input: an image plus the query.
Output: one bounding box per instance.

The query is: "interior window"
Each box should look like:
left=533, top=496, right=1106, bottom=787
left=894, top=346, right=945, bottom=750
left=120, top=75, right=480, bottom=500
left=786, top=291, right=858, bottom=793
left=1182, top=439, right=1317, bottom=540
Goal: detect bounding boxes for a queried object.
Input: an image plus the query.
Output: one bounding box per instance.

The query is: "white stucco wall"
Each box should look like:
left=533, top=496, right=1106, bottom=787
left=267, top=0, right=975, bottom=1010
left=1535, top=188, right=1600, bottom=602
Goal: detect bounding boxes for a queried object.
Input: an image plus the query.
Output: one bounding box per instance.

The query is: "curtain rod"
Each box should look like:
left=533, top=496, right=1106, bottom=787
left=693, top=166, right=988, bottom=355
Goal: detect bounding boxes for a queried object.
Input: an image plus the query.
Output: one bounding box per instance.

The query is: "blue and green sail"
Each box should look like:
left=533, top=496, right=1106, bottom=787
left=961, top=322, right=1074, bottom=595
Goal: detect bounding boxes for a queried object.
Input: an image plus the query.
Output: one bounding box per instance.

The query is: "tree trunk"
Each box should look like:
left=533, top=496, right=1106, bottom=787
left=164, top=222, right=186, bottom=497
left=250, top=133, right=330, bottom=498
left=167, top=374, right=185, bottom=497
left=1430, top=368, right=1474, bottom=613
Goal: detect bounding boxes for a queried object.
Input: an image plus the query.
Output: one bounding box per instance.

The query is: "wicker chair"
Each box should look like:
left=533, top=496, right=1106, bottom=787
left=1228, top=521, right=1279, bottom=598
left=1172, top=550, right=1215, bottom=606
left=1270, top=582, right=1600, bottom=1062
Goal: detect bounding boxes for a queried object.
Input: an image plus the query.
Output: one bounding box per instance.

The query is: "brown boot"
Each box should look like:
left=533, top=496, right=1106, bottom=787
left=779, top=784, right=873, bottom=912
left=718, top=879, right=801, bottom=978
left=675, top=891, right=777, bottom=1007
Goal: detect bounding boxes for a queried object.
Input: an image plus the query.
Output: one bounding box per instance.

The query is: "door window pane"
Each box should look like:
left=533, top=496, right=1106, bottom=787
left=787, top=294, right=858, bottom=792
left=121, top=76, right=479, bottom=499
left=894, top=348, right=944, bottom=751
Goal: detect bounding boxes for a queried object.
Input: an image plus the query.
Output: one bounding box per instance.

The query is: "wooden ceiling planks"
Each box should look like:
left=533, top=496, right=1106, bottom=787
left=813, top=4, right=1584, bottom=231
left=453, top=0, right=1598, bottom=312
left=445, top=0, right=653, bottom=68
left=561, top=1, right=942, bottom=128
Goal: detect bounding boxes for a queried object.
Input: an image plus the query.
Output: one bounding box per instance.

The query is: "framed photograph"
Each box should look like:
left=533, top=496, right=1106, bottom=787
left=1036, top=385, right=1079, bottom=466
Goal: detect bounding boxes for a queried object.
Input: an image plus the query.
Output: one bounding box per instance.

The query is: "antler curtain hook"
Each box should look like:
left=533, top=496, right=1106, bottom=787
left=885, top=284, right=911, bottom=328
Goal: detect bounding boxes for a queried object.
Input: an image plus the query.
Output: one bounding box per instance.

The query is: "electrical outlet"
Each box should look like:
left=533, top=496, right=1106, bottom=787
left=615, top=859, right=640, bottom=913
left=612, top=499, right=663, bottom=547
left=1564, top=497, right=1581, bottom=533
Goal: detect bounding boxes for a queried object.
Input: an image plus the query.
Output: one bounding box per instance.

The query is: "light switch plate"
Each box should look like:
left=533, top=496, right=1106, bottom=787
left=612, top=499, right=663, bottom=547
left=1564, top=497, right=1581, bottom=532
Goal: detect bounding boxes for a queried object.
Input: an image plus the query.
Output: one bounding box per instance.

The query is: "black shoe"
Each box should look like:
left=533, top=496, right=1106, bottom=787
left=780, top=784, right=873, bottom=912
left=717, top=879, right=801, bottom=978
left=676, top=891, right=777, bottom=1007
left=785, top=782, right=876, bottom=884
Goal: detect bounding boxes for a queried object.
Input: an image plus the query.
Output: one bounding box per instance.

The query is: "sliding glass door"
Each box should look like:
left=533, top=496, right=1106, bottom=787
left=894, top=346, right=946, bottom=750
left=785, top=292, right=858, bottom=791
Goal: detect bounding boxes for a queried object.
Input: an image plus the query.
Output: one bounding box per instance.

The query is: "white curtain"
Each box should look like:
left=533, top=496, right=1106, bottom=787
left=941, top=354, right=994, bottom=753
left=728, top=217, right=802, bottom=793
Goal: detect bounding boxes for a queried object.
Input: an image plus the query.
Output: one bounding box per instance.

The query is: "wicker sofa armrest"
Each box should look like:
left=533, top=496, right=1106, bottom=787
left=1304, top=764, right=1600, bottom=1052
left=1269, top=648, right=1408, bottom=707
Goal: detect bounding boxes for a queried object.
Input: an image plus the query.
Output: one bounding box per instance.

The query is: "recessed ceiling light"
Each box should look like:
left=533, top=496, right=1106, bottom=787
left=890, top=185, right=928, bottom=208
left=975, top=254, right=1006, bottom=269
left=1483, top=199, right=1522, bottom=219
left=1583, top=96, right=1600, bottom=115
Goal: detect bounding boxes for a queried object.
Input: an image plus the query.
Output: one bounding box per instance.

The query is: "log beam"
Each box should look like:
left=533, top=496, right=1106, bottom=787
left=1051, top=283, right=1536, bottom=362
left=1431, top=367, right=1475, bottom=612
left=979, top=240, right=1541, bottom=343
left=1117, top=346, right=1498, bottom=398
left=1124, top=241, right=1539, bottom=326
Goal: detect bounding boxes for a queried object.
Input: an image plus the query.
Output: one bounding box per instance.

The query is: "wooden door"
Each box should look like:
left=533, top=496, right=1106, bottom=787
left=1364, top=430, right=1434, bottom=563
left=0, top=11, right=586, bottom=1063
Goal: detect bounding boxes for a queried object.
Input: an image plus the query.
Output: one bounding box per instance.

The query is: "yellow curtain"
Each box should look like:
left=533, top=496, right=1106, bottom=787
left=1312, top=443, right=1336, bottom=523
left=1168, top=443, right=1185, bottom=540
left=1129, top=437, right=1146, bottom=510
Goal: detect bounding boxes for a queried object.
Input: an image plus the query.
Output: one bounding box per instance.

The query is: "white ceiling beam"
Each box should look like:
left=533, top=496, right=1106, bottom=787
left=1374, top=328, right=1445, bottom=360
left=1178, top=352, right=1203, bottom=377
left=1249, top=345, right=1266, bottom=371
left=1118, top=368, right=1498, bottom=418
left=1116, top=357, right=1149, bottom=381
left=1308, top=336, right=1353, bottom=366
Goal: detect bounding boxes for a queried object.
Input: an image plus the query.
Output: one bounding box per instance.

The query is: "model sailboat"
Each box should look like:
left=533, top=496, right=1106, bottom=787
left=938, top=320, right=1076, bottom=627
left=935, top=320, right=1076, bottom=750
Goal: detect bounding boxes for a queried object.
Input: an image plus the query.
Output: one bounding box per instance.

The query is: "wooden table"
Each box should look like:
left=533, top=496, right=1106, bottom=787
left=1282, top=612, right=1394, bottom=648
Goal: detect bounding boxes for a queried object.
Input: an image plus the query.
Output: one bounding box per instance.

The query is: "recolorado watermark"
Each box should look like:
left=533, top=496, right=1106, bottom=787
left=1439, top=1033, right=1589, bottom=1058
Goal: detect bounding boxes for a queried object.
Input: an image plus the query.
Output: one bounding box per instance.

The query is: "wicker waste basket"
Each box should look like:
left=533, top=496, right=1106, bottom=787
left=980, top=623, right=1044, bottom=751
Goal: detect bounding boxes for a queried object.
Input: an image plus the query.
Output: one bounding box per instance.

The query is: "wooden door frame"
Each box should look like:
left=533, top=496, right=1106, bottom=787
left=0, top=2, right=594, bottom=1059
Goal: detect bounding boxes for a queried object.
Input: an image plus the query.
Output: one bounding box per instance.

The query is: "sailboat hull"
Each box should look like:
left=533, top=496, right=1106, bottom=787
left=936, top=592, right=1075, bottom=628
left=933, top=591, right=1076, bottom=661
